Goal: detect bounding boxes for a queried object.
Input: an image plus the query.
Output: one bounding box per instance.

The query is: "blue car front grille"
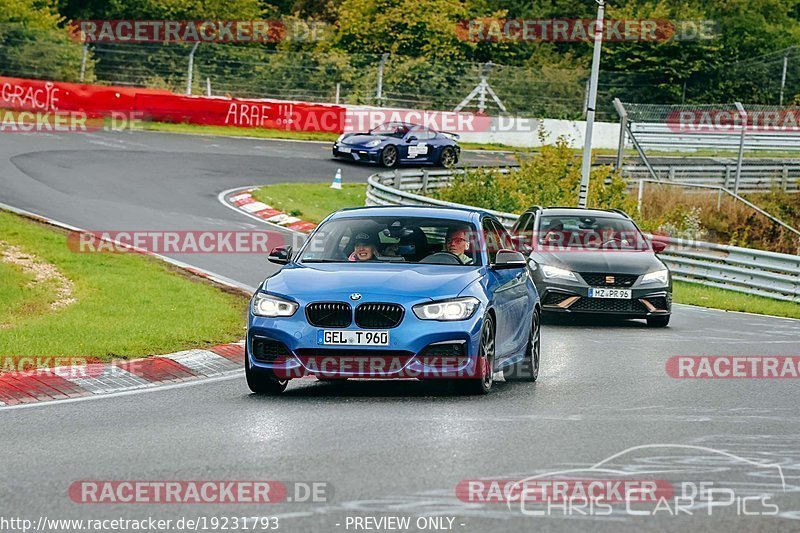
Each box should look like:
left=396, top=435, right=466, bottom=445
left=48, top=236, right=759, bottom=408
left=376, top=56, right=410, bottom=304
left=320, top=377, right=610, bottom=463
left=355, top=303, right=404, bottom=329
left=306, top=302, right=352, bottom=327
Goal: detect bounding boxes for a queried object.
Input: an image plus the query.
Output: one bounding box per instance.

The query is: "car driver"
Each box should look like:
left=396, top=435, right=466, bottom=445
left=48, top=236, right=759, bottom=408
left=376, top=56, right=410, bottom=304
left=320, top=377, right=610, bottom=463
left=349, top=232, right=378, bottom=262
left=445, top=227, right=473, bottom=265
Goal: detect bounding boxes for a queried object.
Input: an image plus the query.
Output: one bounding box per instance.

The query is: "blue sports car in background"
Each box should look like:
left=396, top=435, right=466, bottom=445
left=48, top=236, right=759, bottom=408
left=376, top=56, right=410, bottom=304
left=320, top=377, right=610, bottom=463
left=332, top=122, right=460, bottom=167
left=246, top=206, right=541, bottom=395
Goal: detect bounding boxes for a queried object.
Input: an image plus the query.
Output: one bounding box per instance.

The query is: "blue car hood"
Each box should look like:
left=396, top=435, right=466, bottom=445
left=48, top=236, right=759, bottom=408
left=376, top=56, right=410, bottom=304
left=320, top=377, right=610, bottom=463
left=265, top=263, right=482, bottom=300
left=342, top=134, right=386, bottom=146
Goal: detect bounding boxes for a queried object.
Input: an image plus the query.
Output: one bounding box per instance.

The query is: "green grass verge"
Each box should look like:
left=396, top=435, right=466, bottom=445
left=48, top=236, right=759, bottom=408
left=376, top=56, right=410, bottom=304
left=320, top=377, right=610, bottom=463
left=143, top=121, right=339, bottom=142
left=0, top=260, right=45, bottom=326
left=251, top=182, right=367, bottom=224
left=0, top=210, right=247, bottom=359
left=673, top=281, right=800, bottom=319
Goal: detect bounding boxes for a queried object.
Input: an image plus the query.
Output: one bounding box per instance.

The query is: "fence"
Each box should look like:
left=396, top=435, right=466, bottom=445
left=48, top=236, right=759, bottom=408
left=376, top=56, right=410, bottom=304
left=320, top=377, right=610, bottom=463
left=366, top=168, right=800, bottom=302
left=13, top=27, right=800, bottom=123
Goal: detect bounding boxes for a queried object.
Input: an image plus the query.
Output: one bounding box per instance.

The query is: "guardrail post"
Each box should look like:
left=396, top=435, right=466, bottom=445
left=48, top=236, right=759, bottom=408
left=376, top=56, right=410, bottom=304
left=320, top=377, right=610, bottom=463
left=734, top=102, right=747, bottom=195
left=186, top=42, right=200, bottom=95
left=613, top=98, right=628, bottom=170
left=637, top=179, right=644, bottom=214
left=421, top=170, right=429, bottom=194
left=782, top=166, right=789, bottom=192
left=80, top=43, right=88, bottom=83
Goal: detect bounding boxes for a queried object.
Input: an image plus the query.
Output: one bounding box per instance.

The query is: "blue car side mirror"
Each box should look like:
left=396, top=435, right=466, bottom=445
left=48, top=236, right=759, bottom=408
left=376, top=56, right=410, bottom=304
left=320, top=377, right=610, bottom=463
left=268, top=246, right=293, bottom=265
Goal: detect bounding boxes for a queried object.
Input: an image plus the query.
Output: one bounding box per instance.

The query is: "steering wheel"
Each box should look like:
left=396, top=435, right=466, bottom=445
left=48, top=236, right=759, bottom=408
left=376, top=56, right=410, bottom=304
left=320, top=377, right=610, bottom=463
left=419, top=251, right=464, bottom=265
left=601, top=237, right=624, bottom=248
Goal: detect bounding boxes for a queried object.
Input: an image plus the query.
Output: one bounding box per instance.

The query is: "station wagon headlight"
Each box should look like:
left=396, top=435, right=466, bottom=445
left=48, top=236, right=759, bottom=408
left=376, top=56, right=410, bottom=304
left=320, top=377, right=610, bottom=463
left=252, top=293, right=299, bottom=317
left=641, top=269, right=669, bottom=285
left=413, top=297, right=480, bottom=321
left=541, top=264, right=578, bottom=282
left=365, top=139, right=382, bottom=148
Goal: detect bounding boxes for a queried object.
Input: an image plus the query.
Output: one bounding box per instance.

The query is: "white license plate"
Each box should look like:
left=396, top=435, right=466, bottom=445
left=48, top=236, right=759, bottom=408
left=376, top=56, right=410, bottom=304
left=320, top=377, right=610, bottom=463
left=339, top=146, right=351, bottom=153
left=589, top=288, right=631, bottom=299
left=318, top=330, right=389, bottom=346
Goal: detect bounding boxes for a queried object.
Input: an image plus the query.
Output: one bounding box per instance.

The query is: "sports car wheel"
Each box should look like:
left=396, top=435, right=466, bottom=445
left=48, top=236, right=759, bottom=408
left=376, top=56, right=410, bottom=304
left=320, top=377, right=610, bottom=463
left=455, top=315, right=495, bottom=395
left=439, top=146, right=457, bottom=167
left=646, top=315, right=670, bottom=327
left=503, top=309, right=540, bottom=382
left=380, top=145, right=398, bottom=167
left=245, top=356, right=288, bottom=395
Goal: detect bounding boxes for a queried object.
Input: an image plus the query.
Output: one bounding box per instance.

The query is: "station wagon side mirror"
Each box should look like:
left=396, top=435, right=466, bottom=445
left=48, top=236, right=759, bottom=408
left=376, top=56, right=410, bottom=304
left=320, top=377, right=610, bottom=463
left=406, top=136, right=418, bottom=143
left=651, top=240, right=667, bottom=254
left=510, top=234, right=532, bottom=253
left=268, top=246, right=293, bottom=265
left=492, top=250, right=527, bottom=270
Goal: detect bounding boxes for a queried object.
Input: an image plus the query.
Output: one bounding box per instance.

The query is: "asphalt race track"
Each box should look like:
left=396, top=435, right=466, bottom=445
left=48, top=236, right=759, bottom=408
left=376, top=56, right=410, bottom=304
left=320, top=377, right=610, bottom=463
left=1, top=130, right=799, bottom=532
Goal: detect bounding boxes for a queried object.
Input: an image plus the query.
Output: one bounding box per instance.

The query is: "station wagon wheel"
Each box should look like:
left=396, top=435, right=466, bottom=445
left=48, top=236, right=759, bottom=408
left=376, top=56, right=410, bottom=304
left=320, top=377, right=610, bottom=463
left=504, top=309, right=540, bottom=382
left=455, top=314, right=495, bottom=395
left=380, top=145, right=398, bottom=167
left=439, top=146, right=457, bottom=167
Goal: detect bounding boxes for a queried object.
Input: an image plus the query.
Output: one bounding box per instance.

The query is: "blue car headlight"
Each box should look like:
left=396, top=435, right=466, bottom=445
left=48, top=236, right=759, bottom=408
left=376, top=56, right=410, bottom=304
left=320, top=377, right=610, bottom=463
left=252, top=293, right=299, bottom=318
left=365, top=140, right=382, bottom=148
left=413, top=297, right=480, bottom=321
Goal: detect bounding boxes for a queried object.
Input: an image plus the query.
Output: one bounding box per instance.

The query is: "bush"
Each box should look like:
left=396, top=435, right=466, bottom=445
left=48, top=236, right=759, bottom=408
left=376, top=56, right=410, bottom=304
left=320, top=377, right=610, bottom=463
left=434, top=134, right=634, bottom=214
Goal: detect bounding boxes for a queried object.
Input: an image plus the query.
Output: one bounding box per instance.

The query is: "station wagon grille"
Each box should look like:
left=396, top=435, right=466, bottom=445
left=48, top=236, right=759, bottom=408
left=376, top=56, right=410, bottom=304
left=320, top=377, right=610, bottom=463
left=570, top=298, right=648, bottom=313
left=580, top=273, right=639, bottom=287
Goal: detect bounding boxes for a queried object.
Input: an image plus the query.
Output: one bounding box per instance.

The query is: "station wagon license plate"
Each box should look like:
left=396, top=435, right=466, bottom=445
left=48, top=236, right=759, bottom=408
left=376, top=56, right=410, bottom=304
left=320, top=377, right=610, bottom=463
left=318, top=330, right=389, bottom=346
left=339, top=147, right=351, bottom=153
left=589, top=288, right=631, bottom=299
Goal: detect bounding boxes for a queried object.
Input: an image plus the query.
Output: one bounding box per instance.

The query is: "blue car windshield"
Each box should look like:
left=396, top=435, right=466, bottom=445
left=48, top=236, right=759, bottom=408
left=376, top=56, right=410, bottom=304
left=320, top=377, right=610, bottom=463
left=299, top=217, right=482, bottom=266
left=369, top=123, right=410, bottom=138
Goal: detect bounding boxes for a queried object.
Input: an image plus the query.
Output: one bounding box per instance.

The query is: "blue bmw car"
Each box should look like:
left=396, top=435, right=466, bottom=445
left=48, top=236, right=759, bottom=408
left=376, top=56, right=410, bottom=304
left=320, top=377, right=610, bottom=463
left=332, top=122, right=460, bottom=167
left=246, top=206, right=541, bottom=395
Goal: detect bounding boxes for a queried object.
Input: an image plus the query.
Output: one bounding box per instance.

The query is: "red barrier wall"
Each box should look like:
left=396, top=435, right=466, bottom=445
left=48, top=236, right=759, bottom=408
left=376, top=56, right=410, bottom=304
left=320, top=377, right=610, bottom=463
left=0, top=76, right=345, bottom=132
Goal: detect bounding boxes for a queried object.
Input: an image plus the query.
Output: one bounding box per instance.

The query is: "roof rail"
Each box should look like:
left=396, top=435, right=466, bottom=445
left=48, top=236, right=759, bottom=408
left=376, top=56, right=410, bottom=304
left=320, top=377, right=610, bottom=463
left=607, top=208, right=632, bottom=219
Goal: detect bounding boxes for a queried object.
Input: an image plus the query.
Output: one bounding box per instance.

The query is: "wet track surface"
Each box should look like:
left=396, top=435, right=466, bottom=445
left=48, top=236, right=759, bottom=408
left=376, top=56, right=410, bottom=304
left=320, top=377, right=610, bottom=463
left=1, top=131, right=799, bottom=532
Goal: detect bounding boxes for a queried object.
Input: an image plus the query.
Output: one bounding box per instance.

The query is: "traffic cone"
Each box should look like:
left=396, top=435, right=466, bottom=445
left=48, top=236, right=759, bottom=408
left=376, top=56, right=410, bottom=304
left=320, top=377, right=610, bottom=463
left=330, top=168, right=343, bottom=189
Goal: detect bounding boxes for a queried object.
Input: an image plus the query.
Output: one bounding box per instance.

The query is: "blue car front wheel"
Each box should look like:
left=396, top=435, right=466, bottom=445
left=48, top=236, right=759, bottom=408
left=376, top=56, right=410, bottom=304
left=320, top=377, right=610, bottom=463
left=454, top=314, right=495, bottom=395
left=245, top=356, right=289, bottom=395
left=504, top=309, right=540, bottom=382
left=380, top=145, right=398, bottom=167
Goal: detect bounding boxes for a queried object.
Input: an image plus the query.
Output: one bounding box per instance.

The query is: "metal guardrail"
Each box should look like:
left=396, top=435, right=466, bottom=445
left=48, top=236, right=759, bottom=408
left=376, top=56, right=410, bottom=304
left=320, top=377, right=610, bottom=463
left=366, top=168, right=520, bottom=227
left=660, top=238, right=800, bottom=303
left=622, top=163, right=800, bottom=193
left=366, top=168, right=800, bottom=302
